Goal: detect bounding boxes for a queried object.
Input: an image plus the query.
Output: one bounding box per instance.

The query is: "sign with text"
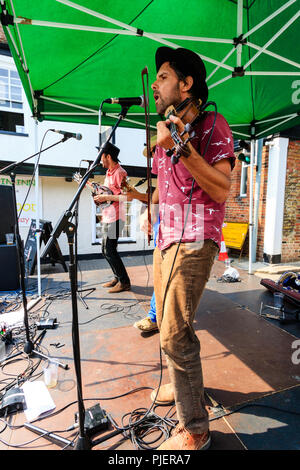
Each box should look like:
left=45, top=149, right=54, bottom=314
left=0, top=175, right=42, bottom=227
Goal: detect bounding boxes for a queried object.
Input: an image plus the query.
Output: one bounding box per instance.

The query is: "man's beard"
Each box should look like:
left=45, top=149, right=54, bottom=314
left=155, top=82, right=182, bottom=115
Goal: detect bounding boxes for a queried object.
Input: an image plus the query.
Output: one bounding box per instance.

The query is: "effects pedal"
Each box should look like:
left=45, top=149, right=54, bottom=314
left=75, top=404, right=109, bottom=436
left=0, top=386, right=26, bottom=417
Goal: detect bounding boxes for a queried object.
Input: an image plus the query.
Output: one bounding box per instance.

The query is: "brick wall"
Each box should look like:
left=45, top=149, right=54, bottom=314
left=225, top=142, right=300, bottom=262
left=282, top=140, right=300, bottom=262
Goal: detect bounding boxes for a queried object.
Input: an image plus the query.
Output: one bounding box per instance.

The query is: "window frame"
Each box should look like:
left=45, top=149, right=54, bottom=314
left=0, top=60, right=26, bottom=134
left=239, top=161, right=249, bottom=198
left=0, top=66, right=23, bottom=113
left=91, top=197, right=137, bottom=244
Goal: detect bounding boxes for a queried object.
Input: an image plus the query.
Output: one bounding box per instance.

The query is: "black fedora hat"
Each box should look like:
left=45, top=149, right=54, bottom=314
left=155, top=47, right=208, bottom=104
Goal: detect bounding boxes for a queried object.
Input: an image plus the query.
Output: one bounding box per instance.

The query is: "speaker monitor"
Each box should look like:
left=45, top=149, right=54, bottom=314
left=0, top=185, right=15, bottom=244
left=0, top=244, right=20, bottom=291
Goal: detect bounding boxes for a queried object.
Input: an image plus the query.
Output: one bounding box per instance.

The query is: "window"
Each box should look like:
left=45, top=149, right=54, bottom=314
left=0, top=110, right=24, bottom=132
left=240, top=161, right=249, bottom=197
left=0, top=67, right=25, bottom=133
left=93, top=199, right=137, bottom=243
left=0, top=68, right=23, bottom=110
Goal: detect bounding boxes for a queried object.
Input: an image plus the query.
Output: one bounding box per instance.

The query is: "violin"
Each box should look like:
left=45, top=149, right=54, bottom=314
left=164, top=97, right=205, bottom=164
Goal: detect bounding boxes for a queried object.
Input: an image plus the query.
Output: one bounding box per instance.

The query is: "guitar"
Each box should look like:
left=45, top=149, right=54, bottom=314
left=72, top=172, right=133, bottom=211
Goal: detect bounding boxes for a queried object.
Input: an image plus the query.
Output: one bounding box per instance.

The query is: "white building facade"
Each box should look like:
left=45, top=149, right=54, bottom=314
left=0, top=51, right=155, bottom=260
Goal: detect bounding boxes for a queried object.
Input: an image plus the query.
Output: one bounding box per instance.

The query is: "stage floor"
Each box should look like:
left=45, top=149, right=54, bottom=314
left=0, top=255, right=299, bottom=451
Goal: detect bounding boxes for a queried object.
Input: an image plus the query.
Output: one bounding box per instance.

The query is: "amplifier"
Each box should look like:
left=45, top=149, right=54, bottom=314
left=0, top=244, right=20, bottom=291
left=0, top=185, right=15, bottom=244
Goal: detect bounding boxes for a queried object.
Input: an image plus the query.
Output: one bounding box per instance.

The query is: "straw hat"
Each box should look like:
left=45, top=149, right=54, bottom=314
left=143, top=135, right=157, bottom=157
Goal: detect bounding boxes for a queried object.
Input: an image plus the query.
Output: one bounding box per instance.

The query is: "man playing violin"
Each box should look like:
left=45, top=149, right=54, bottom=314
left=93, top=142, right=131, bottom=293
left=148, top=47, right=235, bottom=450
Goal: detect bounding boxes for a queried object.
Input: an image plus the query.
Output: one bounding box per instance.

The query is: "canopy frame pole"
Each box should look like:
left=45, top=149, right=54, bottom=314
left=39, top=94, right=97, bottom=113
left=206, top=48, right=236, bottom=82
left=236, top=0, right=243, bottom=68
left=1, top=0, right=36, bottom=112
left=243, top=0, right=297, bottom=40
left=232, top=131, right=251, bottom=138
left=230, top=112, right=298, bottom=139
left=106, top=112, right=157, bottom=130
left=40, top=95, right=157, bottom=129
left=33, top=118, right=42, bottom=298
left=248, top=128, right=256, bottom=275
left=245, top=71, right=300, bottom=76
left=55, top=0, right=234, bottom=72
left=230, top=123, right=253, bottom=127
left=243, top=9, right=300, bottom=71
left=40, top=112, right=98, bottom=116
left=208, top=74, right=232, bottom=90
left=256, top=113, right=298, bottom=137
left=256, top=112, right=298, bottom=125
left=14, top=17, right=234, bottom=44
left=246, top=41, right=300, bottom=69
left=14, top=16, right=300, bottom=73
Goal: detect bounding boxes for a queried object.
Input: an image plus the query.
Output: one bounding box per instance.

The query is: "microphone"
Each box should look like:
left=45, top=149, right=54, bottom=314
left=103, top=96, right=146, bottom=108
left=81, top=159, right=94, bottom=164
left=50, top=129, right=82, bottom=140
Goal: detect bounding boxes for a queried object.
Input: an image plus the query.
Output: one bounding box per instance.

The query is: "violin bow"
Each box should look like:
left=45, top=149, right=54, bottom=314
left=141, top=66, right=152, bottom=245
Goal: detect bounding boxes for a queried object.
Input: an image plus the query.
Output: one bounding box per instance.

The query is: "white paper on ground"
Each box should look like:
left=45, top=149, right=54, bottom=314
left=21, top=381, right=56, bottom=422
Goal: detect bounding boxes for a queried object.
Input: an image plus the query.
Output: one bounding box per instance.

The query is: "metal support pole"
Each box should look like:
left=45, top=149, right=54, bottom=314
left=248, top=137, right=255, bottom=274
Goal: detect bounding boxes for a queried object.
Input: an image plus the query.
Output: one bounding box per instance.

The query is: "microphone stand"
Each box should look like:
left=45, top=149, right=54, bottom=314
left=73, top=192, right=95, bottom=310
left=0, top=137, right=69, bottom=369
left=34, top=105, right=130, bottom=450
left=0, top=138, right=68, bottom=174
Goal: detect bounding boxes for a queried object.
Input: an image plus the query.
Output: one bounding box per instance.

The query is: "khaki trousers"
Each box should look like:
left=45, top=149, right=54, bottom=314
left=153, top=239, right=218, bottom=434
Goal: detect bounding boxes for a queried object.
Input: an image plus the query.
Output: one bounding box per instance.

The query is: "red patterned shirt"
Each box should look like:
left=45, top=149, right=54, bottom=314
left=152, top=111, right=235, bottom=250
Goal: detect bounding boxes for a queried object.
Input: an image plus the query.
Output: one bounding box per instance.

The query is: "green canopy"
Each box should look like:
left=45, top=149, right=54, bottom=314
left=1, top=0, right=300, bottom=139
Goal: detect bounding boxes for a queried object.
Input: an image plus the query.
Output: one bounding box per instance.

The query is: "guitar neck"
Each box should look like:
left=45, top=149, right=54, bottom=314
left=84, top=180, right=97, bottom=194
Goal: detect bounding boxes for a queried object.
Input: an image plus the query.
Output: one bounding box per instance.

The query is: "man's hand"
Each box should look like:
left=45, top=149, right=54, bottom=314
left=126, top=186, right=146, bottom=202
left=139, top=204, right=159, bottom=237
left=156, top=114, right=186, bottom=150
left=93, top=194, right=109, bottom=205
left=139, top=208, right=154, bottom=237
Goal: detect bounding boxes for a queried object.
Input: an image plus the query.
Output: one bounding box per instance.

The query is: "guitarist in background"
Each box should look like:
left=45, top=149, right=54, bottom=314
left=93, top=142, right=131, bottom=293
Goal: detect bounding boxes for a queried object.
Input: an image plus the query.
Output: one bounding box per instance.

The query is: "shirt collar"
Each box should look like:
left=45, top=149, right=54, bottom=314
left=107, top=163, right=120, bottom=176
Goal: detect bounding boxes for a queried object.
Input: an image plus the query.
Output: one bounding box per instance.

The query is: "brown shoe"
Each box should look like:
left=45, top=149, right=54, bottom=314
left=158, top=426, right=211, bottom=451
left=102, top=278, right=118, bottom=288
left=150, top=383, right=174, bottom=405
left=108, top=282, right=131, bottom=293
left=134, top=317, right=158, bottom=332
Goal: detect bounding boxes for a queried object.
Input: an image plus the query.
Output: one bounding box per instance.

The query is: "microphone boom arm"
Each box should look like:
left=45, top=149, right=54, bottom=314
left=41, top=105, right=130, bottom=258
left=0, top=138, right=66, bottom=175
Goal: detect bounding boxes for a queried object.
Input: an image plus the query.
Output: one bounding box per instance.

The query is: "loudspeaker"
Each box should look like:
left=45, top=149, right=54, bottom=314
left=0, top=244, right=20, bottom=291
left=0, top=185, right=15, bottom=244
